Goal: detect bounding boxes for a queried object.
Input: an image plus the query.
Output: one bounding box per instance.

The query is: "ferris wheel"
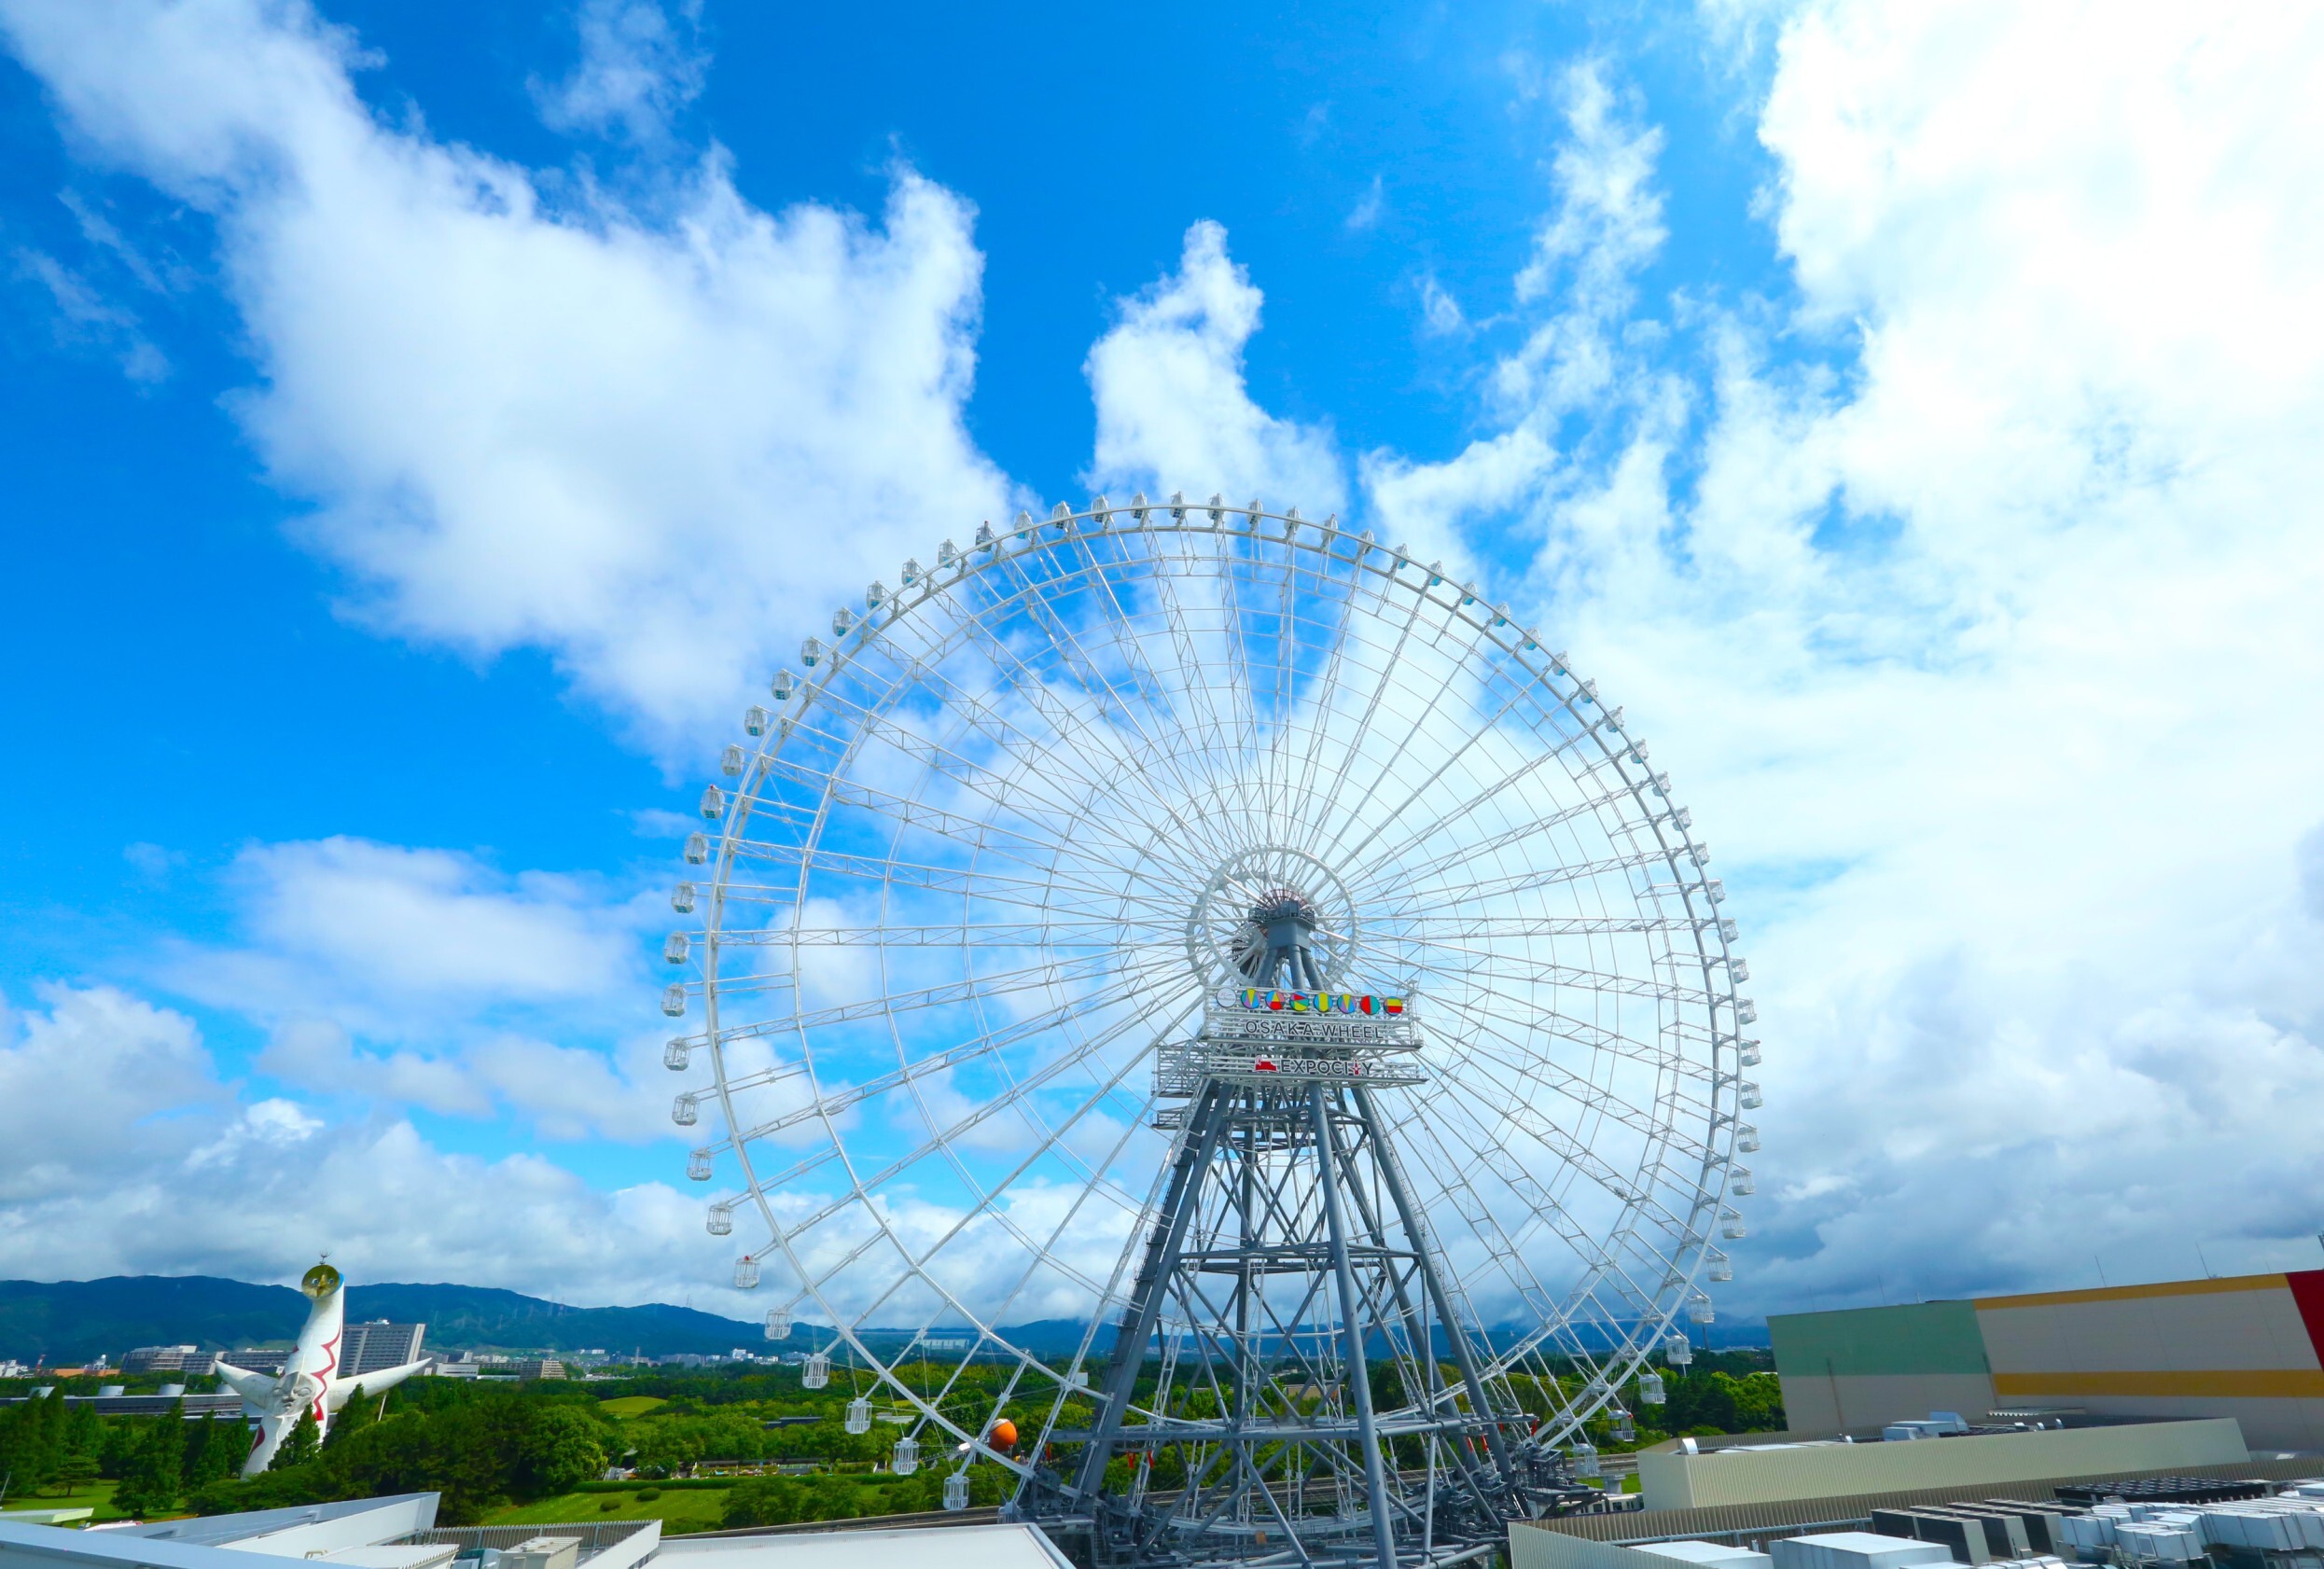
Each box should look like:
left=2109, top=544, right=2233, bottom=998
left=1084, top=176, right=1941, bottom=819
left=661, top=495, right=1759, bottom=1563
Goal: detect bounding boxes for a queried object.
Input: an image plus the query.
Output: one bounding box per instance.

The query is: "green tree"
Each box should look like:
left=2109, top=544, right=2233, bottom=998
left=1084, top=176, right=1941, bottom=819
left=52, top=1451, right=101, bottom=1498
left=271, top=1410, right=321, bottom=1471
left=518, top=1407, right=607, bottom=1496
left=183, top=1412, right=248, bottom=1491
left=327, top=1386, right=377, bottom=1449
left=723, top=1476, right=805, bottom=1528
left=114, top=1405, right=189, bottom=1518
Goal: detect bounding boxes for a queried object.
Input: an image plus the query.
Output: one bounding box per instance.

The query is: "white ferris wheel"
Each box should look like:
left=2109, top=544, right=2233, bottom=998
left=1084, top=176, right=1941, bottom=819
left=661, top=495, right=1760, bottom=1564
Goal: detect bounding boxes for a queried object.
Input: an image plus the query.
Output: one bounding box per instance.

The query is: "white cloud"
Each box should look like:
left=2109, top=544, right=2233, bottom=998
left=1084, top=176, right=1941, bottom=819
left=0, top=982, right=731, bottom=1306
left=229, top=837, right=633, bottom=1005
left=1365, top=10, right=2324, bottom=1303
left=536, top=0, right=705, bottom=145
left=0, top=983, right=218, bottom=1203
left=1417, top=272, right=1468, bottom=338
left=153, top=837, right=678, bottom=1142
left=11, top=245, right=168, bottom=382
left=1345, top=174, right=1385, bottom=233
left=0, top=0, right=1012, bottom=748
left=1085, top=220, right=1346, bottom=515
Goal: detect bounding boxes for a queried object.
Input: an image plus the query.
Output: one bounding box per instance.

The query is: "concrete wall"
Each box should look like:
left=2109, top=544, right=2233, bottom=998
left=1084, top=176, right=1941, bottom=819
left=1635, top=1418, right=2250, bottom=1511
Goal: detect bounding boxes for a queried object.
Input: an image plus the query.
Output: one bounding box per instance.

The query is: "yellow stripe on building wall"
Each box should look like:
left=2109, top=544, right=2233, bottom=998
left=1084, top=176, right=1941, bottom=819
left=1992, top=1368, right=2324, bottom=1399
left=1975, top=1273, right=2289, bottom=1312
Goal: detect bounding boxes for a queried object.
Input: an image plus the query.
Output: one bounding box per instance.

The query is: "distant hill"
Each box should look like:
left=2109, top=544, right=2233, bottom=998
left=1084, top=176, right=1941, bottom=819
left=0, top=1275, right=1767, bottom=1365
left=0, top=1275, right=766, bottom=1362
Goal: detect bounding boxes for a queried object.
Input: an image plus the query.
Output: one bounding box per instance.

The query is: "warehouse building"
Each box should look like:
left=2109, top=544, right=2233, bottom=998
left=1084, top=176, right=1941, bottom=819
left=1770, top=1270, right=2324, bottom=1450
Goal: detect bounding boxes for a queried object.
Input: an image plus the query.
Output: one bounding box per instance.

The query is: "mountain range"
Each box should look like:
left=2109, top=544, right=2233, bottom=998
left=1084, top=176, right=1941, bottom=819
left=0, top=1277, right=1768, bottom=1365
left=0, top=1276, right=772, bottom=1362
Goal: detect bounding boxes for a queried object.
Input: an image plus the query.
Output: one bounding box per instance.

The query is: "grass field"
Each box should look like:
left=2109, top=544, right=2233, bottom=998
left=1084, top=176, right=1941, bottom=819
left=1, top=1480, right=129, bottom=1522
left=482, top=1488, right=731, bottom=1534
left=594, top=1396, right=666, bottom=1419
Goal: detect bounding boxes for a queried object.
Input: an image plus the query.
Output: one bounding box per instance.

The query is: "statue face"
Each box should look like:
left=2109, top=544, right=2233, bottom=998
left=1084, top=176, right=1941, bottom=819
left=301, top=1261, right=343, bottom=1300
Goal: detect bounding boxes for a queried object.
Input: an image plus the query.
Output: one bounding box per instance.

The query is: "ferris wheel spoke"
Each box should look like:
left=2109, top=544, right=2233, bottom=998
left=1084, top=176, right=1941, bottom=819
left=1271, top=549, right=1377, bottom=821
left=972, top=540, right=1252, bottom=871
left=856, top=994, right=1194, bottom=1329
left=1141, top=527, right=1270, bottom=833
left=1350, top=724, right=1637, bottom=900
left=874, top=651, right=1233, bottom=884
left=1412, top=1087, right=1668, bottom=1325
left=789, top=683, right=1205, bottom=882
left=748, top=949, right=1123, bottom=1036
left=1355, top=786, right=1644, bottom=901
left=1364, top=843, right=1690, bottom=919
left=1321, top=639, right=1602, bottom=878
left=725, top=979, right=1164, bottom=1146
left=979, top=1069, right=1172, bottom=1330
left=1284, top=551, right=1445, bottom=854
left=1376, top=937, right=1723, bottom=1011
left=1382, top=1095, right=1579, bottom=1352
left=1385, top=911, right=1705, bottom=937
left=786, top=996, right=1196, bottom=1298
left=752, top=758, right=1102, bottom=881
left=720, top=917, right=1175, bottom=949
left=1423, top=1001, right=1713, bottom=1218
left=720, top=837, right=1169, bottom=914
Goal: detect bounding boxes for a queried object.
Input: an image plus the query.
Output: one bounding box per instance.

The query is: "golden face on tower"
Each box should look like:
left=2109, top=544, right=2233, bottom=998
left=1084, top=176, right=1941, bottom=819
left=301, top=1261, right=343, bottom=1299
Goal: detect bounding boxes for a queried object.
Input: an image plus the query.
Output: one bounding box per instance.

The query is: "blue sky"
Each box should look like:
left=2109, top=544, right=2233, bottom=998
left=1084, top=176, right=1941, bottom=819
left=3, top=0, right=2322, bottom=1320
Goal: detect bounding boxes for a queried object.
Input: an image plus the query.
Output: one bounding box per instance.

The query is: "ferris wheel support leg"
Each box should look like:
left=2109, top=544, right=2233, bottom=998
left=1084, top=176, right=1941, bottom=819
left=1313, top=1085, right=1402, bottom=1569
left=1353, top=1082, right=1523, bottom=1493
left=1324, top=1089, right=1505, bottom=1523
left=1074, top=1079, right=1232, bottom=1507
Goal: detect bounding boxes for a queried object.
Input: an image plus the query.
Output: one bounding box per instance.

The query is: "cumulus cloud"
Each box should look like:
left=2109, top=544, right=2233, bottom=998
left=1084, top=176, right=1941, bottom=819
left=535, top=0, right=706, bottom=145
left=1085, top=220, right=1346, bottom=515
left=153, top=837, right=672, bottom=1143
left=0, top=982, right=728, bottom=1304
left=0, top=0, right=1011, bottom=748
left=1365, top=8, right=2324, bottom=1303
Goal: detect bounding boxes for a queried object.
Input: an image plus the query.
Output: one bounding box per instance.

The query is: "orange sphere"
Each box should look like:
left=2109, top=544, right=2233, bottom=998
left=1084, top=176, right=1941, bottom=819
left=985, top=1419, right=1018, bottom=1451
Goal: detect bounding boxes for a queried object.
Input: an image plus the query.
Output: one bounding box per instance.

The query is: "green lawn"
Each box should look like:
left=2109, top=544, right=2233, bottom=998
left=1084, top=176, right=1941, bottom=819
left=1, top=1480, right=133, bottom=1522
left=595, top=1396, right=666, bottom=1419
left=482, top=1489, right=731, bottom=1535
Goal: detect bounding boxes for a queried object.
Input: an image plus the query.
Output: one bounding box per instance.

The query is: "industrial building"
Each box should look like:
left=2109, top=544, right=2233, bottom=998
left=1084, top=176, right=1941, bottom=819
left=1769, top=1270, right=2324, bottom=1450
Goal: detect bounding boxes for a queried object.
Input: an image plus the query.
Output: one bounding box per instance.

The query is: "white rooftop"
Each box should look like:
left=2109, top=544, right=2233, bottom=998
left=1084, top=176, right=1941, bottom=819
left=656, top=1524, right=1072, bottom=1569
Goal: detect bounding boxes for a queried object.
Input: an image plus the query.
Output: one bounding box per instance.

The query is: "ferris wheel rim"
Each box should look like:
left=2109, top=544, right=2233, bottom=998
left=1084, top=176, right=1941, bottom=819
left=673, top=496, right=1756, bottom=1465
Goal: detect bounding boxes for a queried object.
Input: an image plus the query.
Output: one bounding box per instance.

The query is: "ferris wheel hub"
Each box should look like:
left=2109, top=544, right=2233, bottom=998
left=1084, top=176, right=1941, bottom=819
left=1185, top=845, right=1361, bottom=991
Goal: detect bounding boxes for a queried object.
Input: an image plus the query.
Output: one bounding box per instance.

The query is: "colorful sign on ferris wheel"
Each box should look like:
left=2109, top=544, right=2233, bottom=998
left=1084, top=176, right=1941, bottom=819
left=1237, top=988, right=1406, bottom=1017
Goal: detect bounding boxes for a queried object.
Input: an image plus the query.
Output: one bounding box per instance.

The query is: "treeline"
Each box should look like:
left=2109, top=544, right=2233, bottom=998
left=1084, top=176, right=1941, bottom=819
left=717, top=1465, right=1013, bottom=1529
left=191, top=1381, right=609, bottom=1524
left=0, top=1392, right=246, bottom=1515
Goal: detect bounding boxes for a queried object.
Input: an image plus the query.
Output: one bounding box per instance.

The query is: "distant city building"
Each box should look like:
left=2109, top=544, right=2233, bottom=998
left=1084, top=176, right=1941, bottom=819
left=0, top=1359, right=30, bottom=1377
left=513, top=1358, right=567, bottom=1381
left=226, top=1348, right=291, bottom=1375
left=340, top=1321, right=427, bottom=1382
left=123, top=1344, right=216, bottom=1375
left=430, top=1358, right=481, bottom=1380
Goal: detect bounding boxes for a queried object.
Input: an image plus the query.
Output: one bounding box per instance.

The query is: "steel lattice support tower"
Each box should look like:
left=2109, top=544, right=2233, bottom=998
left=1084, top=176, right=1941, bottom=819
left=1018, top=899, right=1578, bottom=1566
